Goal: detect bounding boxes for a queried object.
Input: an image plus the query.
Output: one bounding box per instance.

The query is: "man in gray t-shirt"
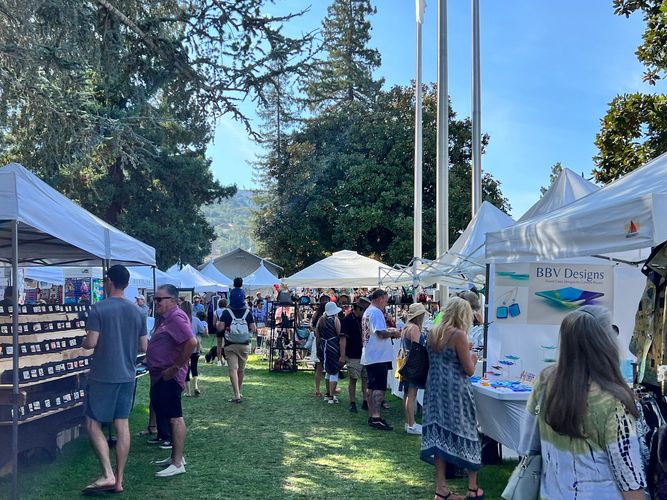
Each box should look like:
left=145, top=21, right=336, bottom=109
left=81, top=265, right=147, bottom=494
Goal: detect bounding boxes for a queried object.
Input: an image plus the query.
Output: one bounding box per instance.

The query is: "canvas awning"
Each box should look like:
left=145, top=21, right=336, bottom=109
left=486, top=152, right=667, bottom=263
left=0, top=163, right=155, bottom=266
left=283, top=250, right=390, bottom=288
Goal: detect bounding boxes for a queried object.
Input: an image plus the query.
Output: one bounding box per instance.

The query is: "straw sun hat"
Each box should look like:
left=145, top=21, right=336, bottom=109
left=406, top=303, right=427, bottom=322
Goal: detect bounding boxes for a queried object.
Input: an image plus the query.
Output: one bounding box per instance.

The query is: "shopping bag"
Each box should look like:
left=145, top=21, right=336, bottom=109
left=395, top=347, right=407, bottom=380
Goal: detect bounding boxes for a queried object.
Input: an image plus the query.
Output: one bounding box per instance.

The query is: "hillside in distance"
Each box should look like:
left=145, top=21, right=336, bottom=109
left=201, top=189, right=259, bottom=260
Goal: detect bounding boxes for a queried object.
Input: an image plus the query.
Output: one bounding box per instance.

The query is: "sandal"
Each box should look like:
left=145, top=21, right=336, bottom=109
left=136, top=426, right=156, bottom=437
left=228, top=398, right=242, bottom=403
left=467, top=487, right=484, bottom=499
left=435, top=491, right=453, bottom=499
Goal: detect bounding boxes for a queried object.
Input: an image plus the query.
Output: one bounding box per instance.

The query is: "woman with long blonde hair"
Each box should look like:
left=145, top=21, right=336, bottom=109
left=420, top=297, right=482, bottom=500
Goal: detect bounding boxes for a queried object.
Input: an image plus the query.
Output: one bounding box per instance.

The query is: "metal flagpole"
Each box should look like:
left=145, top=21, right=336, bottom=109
left=436, top=0, right=449, bottom=303
left=471, top=0, right=482, bottom=216
left=11, top=221, right=19, bottom=500
left=414, top=0, right=425, bottom=261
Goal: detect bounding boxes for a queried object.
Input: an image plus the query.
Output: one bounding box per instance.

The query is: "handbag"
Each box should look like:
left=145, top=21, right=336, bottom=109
left=398, top=341, right=429, bottom=387
left=395, top=347, right=408, bottom=380
left=501, top=386, right=545, bottom=500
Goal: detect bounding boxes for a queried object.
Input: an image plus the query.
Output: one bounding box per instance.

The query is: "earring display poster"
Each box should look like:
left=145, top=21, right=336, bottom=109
left=494, top=263, right=613, bottom=326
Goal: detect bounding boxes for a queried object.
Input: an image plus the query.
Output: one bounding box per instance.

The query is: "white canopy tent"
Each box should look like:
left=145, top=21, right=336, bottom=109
left=381, top=202, right=515, bottom=288
left=0, top=162, right=156, bottom=498
left=244, top=263, right=282, bottom=289
left=24, top=266, right=180, bottom=288
left=485, top=153, right=667, bottom=263
left=283, top=250, right=390, bottom=288
left=199, top=261, right=233, bottom=286
left=517, top=167, right=599, bottom=223
left=172, top=264, right=229, bottom=293
left=0, top=163, right=155, bottom=267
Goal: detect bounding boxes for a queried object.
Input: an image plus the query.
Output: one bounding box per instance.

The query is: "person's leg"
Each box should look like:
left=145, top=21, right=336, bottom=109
left=370, top=389, right=384, bottom=418
left=237, top=347, right=249, bottom=397
left=405, top=387, right=417, bottom=427
left=170, top=417, right=187, bottom=467
left=216, top=336, right=224, bottom=364
left=361, top=373, right=368, bottom=404
left=435, top=456, right=451, bottom=498
left=85, top=417, right=115, bottom=487
left=467, top=471, right=484, bottom=498
left=315, top=362, right=323, bottom=395
left=348, top=376, right=357, bottom=404
left=112, top=418, right=130, bottom=492
left=152, top=381, right=172, bottom=442
left=328, top=373, right=338, bottom=401
left=227, top=347, right=241, bottom=400
left=191, top=353, right=200, bottom=393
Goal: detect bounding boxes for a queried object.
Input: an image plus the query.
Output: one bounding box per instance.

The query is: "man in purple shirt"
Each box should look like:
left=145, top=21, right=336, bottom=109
left=146, top=284, right=197, bottom=477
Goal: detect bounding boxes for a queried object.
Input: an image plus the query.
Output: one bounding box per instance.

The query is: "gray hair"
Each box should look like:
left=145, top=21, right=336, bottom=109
left=158, top=284, right=179, bottom=298
left=458, top=290, right=480, bottom=311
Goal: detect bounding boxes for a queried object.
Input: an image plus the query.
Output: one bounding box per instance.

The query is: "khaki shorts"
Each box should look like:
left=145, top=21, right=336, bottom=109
left=225, top=343, right=251, bottom=371
left=346, top=358, right=366, bottom=380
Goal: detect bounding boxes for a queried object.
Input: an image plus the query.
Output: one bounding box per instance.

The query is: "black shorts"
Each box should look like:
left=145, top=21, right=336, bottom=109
left=150, top=378, right=183, bottom=419
left=365, top=362, right=390, bottom=391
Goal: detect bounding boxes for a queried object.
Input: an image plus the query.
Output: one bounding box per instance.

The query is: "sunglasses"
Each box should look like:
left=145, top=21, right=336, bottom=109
left=154, top=296, right=175, bottom=302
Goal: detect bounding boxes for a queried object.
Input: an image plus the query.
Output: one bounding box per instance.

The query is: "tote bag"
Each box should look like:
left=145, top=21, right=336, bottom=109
left=398, top=342, right=429, bottom=388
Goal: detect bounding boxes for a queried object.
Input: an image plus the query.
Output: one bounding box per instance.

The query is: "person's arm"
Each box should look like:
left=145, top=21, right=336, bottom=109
left=162, top=336, right=198, bottom=380
left=371, top=310, right=399, bottom=339
left=337, top=318, right=346, bottom=365
left=82, top=330, right=99, bottom=350
left=604, top=402, right=647, bottom=498
left=453, top=329, right=477, bottom=376
left=138, top=335, right=148, bottom=354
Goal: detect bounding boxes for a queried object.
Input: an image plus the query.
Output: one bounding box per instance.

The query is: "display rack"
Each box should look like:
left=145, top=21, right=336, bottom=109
left=0, top=303, right=92, bottom=470
left=268, top=301, right=298, bottom=372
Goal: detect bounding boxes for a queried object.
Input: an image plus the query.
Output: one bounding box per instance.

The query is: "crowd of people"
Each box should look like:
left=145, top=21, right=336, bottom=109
left=78, top=264, right=648, bottom=499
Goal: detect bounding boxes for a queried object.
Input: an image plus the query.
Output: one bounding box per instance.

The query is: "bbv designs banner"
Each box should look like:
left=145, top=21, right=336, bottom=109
left=494, top=263, right=613, bottom=325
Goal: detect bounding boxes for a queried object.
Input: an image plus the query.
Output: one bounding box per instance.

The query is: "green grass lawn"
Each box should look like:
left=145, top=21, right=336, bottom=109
left=1, top=355, right=515, bottom=499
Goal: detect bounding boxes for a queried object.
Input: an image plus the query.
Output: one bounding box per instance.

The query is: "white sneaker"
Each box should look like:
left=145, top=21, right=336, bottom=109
left=155, top=463, right=186, bottom=477
left=406, top=424, right=422, bottom=435
left=152, top=456, right=186, bottom=466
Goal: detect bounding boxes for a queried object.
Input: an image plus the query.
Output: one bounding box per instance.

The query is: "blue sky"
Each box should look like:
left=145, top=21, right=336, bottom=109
left=207, top=0, right=664, bottom=218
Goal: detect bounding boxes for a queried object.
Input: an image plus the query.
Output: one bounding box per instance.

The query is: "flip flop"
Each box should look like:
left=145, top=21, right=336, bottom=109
left=82, top=482, right=116, bottom=494
left=227, top=398, right=242, bottom=403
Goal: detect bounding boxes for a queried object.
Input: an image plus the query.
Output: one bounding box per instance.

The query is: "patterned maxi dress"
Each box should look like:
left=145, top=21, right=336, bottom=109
left=420, top=339, right=481, bottom=470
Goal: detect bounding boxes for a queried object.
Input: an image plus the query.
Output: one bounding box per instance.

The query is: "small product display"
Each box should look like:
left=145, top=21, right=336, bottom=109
left=496, top=288, right=520, bottom=319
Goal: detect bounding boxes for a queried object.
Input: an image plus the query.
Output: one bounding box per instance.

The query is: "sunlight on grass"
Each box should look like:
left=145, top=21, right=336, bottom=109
left=0, top=356, right=515, bottom=499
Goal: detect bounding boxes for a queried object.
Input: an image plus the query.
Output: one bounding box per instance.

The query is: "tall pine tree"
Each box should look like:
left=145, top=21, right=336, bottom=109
left=304, top=0, right=383, bottom=109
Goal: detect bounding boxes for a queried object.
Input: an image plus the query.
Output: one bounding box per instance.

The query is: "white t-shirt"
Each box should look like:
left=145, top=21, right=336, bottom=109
left=361, top=304, right=394, bottom=365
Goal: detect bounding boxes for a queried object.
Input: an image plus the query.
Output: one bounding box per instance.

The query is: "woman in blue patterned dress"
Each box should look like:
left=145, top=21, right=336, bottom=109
left=421, top=297, right=482, bottom=500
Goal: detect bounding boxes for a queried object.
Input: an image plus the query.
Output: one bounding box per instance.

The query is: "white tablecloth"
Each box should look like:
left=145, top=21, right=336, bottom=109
left=472, top=383, right=530, bottom=452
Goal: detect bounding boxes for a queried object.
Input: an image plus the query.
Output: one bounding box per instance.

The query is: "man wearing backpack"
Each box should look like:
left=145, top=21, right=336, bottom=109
left=216, top=296, right=257, bottom=403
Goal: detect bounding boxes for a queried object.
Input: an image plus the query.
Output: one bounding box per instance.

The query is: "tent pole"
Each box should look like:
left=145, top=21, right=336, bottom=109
left=482, top=263, right=490, bottom=374
left=152, top=266, right=157, bottom=318
left=11, top=220, right=19, bottom=500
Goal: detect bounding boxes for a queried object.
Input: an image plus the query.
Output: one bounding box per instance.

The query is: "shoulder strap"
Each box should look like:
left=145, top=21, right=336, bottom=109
left=241, top=309, right=249, bottom=321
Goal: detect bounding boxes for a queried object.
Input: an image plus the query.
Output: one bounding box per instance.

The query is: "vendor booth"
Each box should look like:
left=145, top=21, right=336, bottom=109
left=0, top=163, right=156, bottom=499
left=172, top=264, right=229, bottom=293
left=203, top=248, right=282, bottom=280
left=482, top=160, right=667, bottom=451
left=243, top=262, right=281, bottom=293
left=283, top=250, right=390, bottom=289
left=199, top=261, right=233, bottom=286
